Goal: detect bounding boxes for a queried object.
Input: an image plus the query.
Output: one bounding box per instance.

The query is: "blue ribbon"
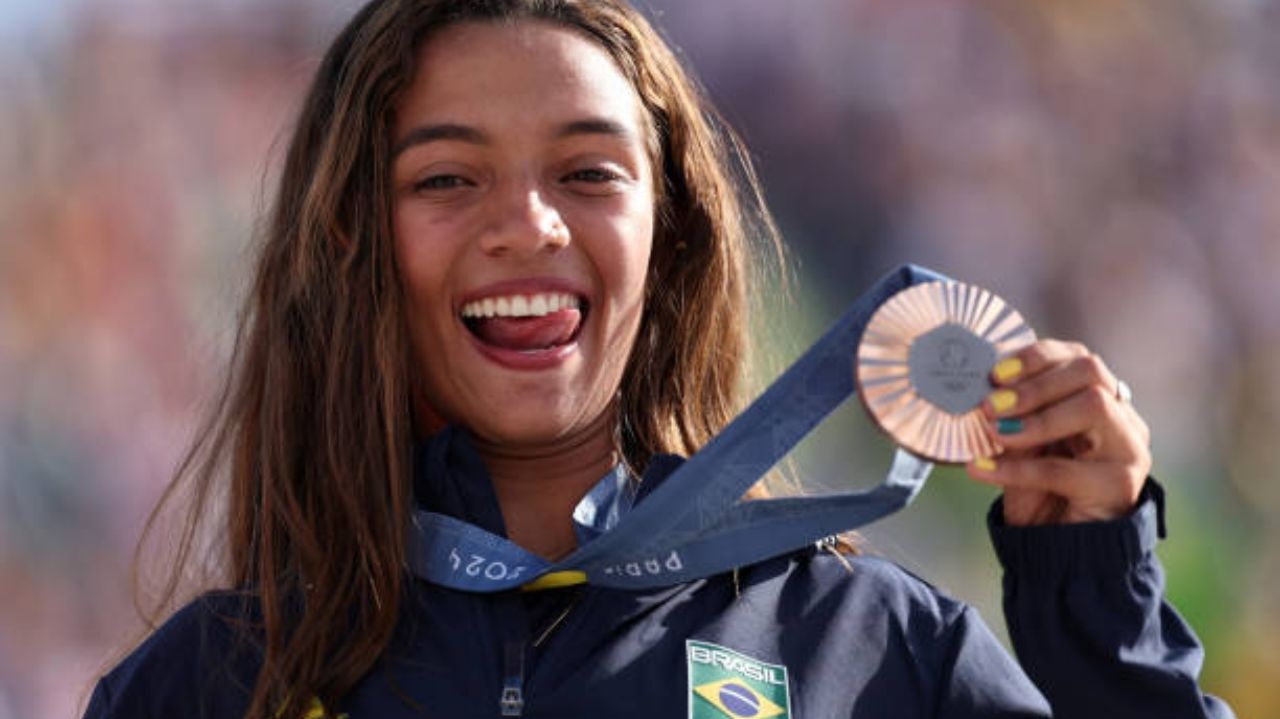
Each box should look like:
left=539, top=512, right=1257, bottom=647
left=407, top=264, right=948, bottom=592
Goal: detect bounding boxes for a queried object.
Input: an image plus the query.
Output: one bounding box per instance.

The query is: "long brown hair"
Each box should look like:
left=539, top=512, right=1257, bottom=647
left=138, top=0, right=782, bottom=716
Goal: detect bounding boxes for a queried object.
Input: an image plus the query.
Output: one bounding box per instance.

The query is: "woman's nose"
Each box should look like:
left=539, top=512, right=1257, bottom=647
left=478, top=183, right=570, bottom=257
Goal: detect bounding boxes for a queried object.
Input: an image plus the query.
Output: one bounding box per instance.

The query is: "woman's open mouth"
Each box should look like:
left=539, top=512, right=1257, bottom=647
left=460, top=292, right=587, bottom=354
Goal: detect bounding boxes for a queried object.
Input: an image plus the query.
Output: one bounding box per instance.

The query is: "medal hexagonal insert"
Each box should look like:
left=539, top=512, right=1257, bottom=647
left=907, top=322, right=996, bottom=415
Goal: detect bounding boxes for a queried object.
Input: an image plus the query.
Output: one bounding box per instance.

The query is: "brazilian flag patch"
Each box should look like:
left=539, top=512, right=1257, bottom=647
left=686, top=640, right=791, bottom=719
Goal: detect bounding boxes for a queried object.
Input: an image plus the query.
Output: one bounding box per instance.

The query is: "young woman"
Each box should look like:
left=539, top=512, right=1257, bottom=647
left=84, top=1, right=1234, bottom=717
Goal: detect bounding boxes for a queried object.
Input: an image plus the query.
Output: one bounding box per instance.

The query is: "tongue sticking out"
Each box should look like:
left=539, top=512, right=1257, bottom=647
left=469, top=309, right=582, bottom=351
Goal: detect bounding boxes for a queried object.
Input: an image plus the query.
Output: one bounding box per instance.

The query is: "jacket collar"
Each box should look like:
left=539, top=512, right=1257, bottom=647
left=412, top=425, right=686, bottom=545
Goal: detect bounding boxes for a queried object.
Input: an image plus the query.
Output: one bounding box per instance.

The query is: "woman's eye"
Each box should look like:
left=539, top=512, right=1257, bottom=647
left=564, top=167, right=624, bottom=184
left=413, top=174, right=471, bottom=192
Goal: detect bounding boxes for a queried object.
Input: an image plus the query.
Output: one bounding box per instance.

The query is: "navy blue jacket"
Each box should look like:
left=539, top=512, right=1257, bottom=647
left=84, top=434, right=1235, bottom=718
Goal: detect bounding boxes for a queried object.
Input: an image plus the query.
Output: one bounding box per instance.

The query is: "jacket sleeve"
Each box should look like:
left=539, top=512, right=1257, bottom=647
left=933, top=604, right=1053, bottom=718
left=989, top=480, right=1236, bottom=719
left=79, top=593, right=258, bottom=719
left=81, top=680, right=115, bottom=719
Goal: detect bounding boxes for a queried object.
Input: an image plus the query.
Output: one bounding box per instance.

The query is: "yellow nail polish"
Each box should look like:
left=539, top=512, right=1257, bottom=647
left=974, top=457, right=997, bottom=472
left=993, top=357, right=1023, bottom=383
left=988, top=389, right=1018, bottom=413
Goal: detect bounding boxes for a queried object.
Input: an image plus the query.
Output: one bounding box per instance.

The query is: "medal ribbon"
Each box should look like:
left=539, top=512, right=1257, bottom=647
left=407, top=264, right=946, bottom=592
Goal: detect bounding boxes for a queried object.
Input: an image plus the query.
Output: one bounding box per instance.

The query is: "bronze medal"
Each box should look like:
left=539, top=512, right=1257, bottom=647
left=856, top=281, right=1036, bottom=463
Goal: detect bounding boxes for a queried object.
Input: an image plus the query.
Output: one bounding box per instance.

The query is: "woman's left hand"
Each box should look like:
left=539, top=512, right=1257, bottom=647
left=966, top=339, right=1152, bottom=526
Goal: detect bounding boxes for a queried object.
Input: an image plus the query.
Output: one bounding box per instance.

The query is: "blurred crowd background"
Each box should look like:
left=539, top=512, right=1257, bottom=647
left=2, top=0, right=1277, bottom=716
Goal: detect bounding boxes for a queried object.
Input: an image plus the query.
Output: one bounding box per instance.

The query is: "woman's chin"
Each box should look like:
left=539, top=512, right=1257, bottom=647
left=461, top=401, right=617, bottom=456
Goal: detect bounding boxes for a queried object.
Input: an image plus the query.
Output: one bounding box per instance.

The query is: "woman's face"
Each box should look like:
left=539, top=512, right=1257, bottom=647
left=391, top=20, right=655, bottom=450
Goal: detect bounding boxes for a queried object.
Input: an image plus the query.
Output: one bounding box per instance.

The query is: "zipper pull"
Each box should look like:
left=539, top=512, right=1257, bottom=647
left=499, top=685, right=523, bottom=717
left=500, top=641, right=525, bottom=717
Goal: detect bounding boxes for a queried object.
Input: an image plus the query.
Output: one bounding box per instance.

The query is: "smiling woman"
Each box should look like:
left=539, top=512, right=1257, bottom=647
left=81, top=1, right=1234, bottom=718
left=392, top=21, right=653, bottom=443
left=392, top=20, right=657, bottom=560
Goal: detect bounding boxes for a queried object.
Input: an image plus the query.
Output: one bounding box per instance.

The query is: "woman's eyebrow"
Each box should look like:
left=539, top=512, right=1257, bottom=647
left=393, top=123, right=488, bottom=159
left=555, top=117, right=637, bottom=142
left=393, top=117, right=639, bottom=159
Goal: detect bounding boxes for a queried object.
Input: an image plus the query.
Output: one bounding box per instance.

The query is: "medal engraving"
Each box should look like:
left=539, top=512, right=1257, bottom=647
left=910, top=323, right=996, bottom=415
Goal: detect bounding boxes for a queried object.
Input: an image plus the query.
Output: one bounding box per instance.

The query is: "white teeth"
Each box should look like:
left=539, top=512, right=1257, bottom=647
left=461, top=292, right=583, bottom=319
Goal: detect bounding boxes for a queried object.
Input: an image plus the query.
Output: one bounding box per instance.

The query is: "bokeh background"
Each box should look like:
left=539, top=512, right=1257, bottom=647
left=2, top=0, right=1277, bottom=716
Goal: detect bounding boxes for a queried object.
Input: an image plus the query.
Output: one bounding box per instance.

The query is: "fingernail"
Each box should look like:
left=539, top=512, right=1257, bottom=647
left=974, top=457, right=997, bottom=472
left=996, top=418, right=1023, bottom=435
left=993, top=357, right=1023, bottom=383
left=988, top=389, right=1018, bottom=414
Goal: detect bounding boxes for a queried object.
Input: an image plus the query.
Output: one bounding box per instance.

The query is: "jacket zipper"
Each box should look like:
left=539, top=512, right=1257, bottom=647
left=499, top=639, right=525, bottom=717
left=496, top=586, right=583, bottom=716
left=495, top=588, right=529, bottom=718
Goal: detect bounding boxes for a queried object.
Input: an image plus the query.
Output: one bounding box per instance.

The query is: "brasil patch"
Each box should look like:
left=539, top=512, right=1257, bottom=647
left=687, top=640, right=791, bottom=719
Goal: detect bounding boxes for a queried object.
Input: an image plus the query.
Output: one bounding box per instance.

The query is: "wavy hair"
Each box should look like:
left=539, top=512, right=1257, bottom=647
left=138, top=0, right=782, bottom=716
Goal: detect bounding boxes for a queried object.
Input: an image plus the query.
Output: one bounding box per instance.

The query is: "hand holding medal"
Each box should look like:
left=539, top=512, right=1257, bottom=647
left=856, top=280, right=1151, bottom=526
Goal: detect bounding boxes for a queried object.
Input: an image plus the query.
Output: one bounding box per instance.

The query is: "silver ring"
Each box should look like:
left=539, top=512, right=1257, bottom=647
left=1115, top=379, right=1133, bottom=404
